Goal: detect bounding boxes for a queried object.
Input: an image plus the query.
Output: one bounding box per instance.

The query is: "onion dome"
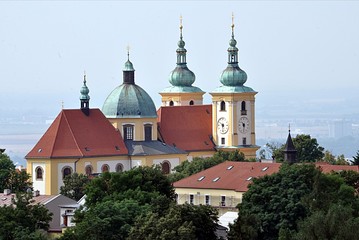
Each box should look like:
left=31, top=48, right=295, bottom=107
left=80, top=73, right=90, bottom=115
left=168, top=17, right=196, bottom=87
left=220, top=21, right=247, bottom=86
left=102, top=53, right=157, bottom=118
left=212, top=16, right=255, bottom=94
left=162, top=17, right=203, bottom=94
left=80, top=74, right=90, bottom=101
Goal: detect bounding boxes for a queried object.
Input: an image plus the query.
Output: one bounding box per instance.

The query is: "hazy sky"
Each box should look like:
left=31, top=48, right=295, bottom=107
left=1, top=1, right=359, bottom=119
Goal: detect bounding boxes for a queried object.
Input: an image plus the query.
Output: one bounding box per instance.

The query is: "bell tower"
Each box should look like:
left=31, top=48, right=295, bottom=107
left=210, top=15, right=259, bottom=159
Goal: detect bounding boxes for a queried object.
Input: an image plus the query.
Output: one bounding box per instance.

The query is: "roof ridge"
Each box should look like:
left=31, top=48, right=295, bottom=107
left=62, top=110, right=84, bottom=157
left=49, top=111, right=64, bottom=157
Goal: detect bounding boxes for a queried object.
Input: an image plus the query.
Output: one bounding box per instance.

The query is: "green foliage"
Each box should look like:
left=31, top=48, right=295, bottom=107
left=129, top=203, right=218, bottom=240
left=228, top=164, right=359, bottom=240
left=60, top=173, right=90, bottom=201
left=84, top=166, right=175, bottom=207
left=0, top=192, right=52, bottom=240
left=61, top=166, right=179, bottom=240
left=67, top=199, right=150, bottom=240
left=323, top=151, right=348, bottom=165
left=0, top=152, right=31, bottom=193
left=351, top=150, right=359, bottom=165
left=168, top=150, right=246, bottom=182
left=295, top=205, right=359, bottom=240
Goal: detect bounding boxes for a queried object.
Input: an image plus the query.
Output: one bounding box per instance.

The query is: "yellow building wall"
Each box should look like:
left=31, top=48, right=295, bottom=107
left=108, top=117, right=158, bottom=141
left=175, top=187, right=244, bottom=216
left=160, top=92, right=204, bottom=106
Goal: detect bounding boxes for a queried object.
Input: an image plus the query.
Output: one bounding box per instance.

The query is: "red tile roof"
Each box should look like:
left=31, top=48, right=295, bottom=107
left=157, top=105, right=214, bottom=152
left=26, top=109, right=128, bottom=158
left=316, top=163, right=359, bottom=173
left=174, top=161, right=282, bottom=192
left=173, top=161, right=359, bottom=192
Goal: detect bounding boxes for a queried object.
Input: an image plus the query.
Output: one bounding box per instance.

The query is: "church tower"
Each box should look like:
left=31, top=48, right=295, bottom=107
left=283, top=129, right=297, bottom=164
left=160, top=16, right=204, bottom=106
left=210, top=16, right=259, bottom=159
left=80, top=73, right=90, bottom=116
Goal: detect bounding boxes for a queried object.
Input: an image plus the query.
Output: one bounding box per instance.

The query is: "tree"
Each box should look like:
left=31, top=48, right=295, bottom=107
left=60, top=173, right=90, bottom=201
left=84, top=166, right=175, bottom=207
left=168, top=150, right=246, bottom=182
left=61, top=166, right=177, bottom=239
left=295, top=204, right=359, bottom=240
left=228, top=163, right=359, bottom=240
left=0, top=192, right=52, bottom=240
left=128, top=203, right=219, bottom=240
left=63, top=199, right=150, bottom=240
left=351, top=150, right=359, bottom=165
left=0, top=151, right=31, bottom=192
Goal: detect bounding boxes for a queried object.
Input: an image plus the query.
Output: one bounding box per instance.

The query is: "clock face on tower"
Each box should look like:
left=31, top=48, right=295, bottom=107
left=217, top=117, right=229, bottom=134
left=238, top=117, right=250, bottom=133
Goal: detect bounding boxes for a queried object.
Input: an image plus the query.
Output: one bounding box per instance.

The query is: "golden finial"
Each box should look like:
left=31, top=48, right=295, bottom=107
left=231, top=12, right=235, bottom=35
left=126, top=45, right=130, bottom=60
left=180, top=15, right=183, bottom=30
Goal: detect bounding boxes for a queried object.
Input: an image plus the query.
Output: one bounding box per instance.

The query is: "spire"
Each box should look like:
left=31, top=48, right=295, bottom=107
left=80, top=72, right=90, bottom=116
left=177, top=15, right=186, bottom=64
left=283, top=125, right=297, bottom=164
left=219, top=13, right=247, bottom=87
left=123, top=47, right=135, bottom=84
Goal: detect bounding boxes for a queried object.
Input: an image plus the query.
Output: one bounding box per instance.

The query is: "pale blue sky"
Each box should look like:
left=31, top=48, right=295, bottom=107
left=1, top=1, right=359, bottom=119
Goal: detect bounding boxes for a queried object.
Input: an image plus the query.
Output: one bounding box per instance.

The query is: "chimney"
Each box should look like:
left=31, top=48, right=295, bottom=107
left=3, top=189, right=11, bottom=195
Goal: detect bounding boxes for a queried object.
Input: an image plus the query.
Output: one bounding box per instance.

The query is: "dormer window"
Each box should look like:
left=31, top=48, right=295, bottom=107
left=189, top=100, right=194, bottom=105
left=169, top=101, right=174, bottom=106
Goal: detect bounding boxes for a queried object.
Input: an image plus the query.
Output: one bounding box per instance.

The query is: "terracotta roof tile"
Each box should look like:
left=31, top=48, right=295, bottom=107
left=174, top=161, right=282, bottom=192
left=157, top=105, right=214, bottom=152
left=174, top=162, right=359, bottom=192
left=26, top=109, right=128, bottom=158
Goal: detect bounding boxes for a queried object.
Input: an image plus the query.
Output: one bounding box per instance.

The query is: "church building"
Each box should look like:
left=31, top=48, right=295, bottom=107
left=26, top=18, right=259, bottom=195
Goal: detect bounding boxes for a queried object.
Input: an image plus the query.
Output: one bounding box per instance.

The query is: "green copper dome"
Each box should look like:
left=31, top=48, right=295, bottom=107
left=213, top=22, right=255, bottom=94
left=102, top=56, right=157, bottom=118
left=80, top=76, right=90, bottom=100
left=162, top=20, right=203, bottom=93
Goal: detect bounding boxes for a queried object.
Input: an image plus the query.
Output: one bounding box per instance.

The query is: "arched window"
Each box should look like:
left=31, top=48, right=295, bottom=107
left=161, top=161, right=170, bottom=174
left=35, top=167, right=43, bottom=180
left=169, top=101, right=174, bottom=106
left=189, top=100, right=194, bottom=105
left=101, top=164, right=109, bottom=173
left=85, top=165, right=93, bottom=176
left=116, top=163, right=123, bottom=173
left=220, top=101, right=226, bottom=111
left=241, top=101, right=247, bottom=115
left=62, top=167, right=72, bottom=179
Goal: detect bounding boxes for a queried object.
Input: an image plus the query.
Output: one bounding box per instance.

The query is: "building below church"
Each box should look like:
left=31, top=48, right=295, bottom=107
left=26, top=19, right=260, bottom=195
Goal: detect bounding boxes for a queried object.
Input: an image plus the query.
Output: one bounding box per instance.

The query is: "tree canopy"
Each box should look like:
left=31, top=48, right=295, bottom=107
left=0, top=151, right=31, bottom=193
left=60, top=173, right=90, bottom=201
left=0, top=192, right=52, bottom=240
left=351, top=150, right=359, bottom=165
left=228, top=164, right=359, bottom=240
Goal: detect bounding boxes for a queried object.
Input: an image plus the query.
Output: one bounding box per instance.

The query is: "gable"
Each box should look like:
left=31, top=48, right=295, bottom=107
left=26, top=109, right=128, bottom=158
